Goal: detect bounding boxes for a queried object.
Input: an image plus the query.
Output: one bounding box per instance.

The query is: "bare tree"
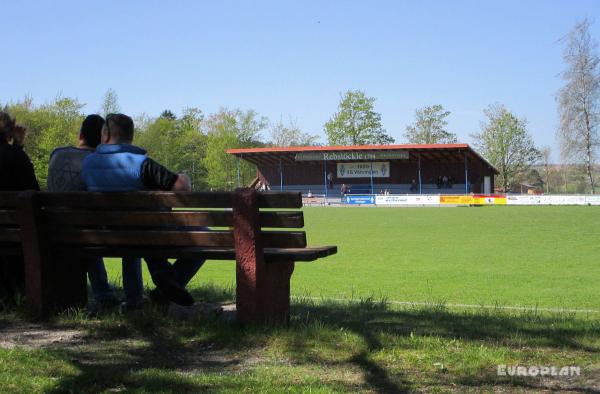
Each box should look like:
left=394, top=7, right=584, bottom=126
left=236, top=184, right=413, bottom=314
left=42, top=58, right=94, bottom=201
left=557, top=19, right=600, bottom=194
left=100, top=88, right=120, bottom=116
left=270, top=118, right=319, bottom=147
left=540, top=146, right=552, bottom=193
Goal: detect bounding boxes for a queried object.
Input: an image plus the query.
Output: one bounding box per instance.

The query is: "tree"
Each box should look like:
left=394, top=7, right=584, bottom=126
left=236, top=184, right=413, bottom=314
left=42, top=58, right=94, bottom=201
left=100, top=88, right=120, bottom=116
left=404, top=104, right=457, bottom=144
left=270, top=118, right=319, bottom=147
left=557, top=19, right=600, bottom=194
left=324, top=90, right=394, bottom=145
left=540, top=146, right=552, bottom=193
left=160, top=110, right=177, bottom=120
left=135, top=108, right=207, bottom=190
left=6, top=96, right=84, bottom=189
left=202, top=108, right=267, bottom=190
left=471, top=104, right=540, bottom=192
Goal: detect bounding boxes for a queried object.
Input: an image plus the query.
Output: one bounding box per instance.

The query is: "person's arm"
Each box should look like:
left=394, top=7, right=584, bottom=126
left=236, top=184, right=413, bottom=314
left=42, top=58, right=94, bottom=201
left=140, top=158, right=190, bottom=191
left=171, top=173, right=191, bottom=191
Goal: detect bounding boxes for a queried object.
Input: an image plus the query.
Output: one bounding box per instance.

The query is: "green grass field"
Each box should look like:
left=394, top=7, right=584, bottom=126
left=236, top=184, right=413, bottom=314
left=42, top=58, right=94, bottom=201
left=106, top=205, right=600, bottom=311
left=3, top=205, right=600, bottom=393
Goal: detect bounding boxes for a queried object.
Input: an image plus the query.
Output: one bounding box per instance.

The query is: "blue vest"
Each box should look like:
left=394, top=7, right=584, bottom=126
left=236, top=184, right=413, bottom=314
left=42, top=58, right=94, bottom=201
left=82, top=144, right=148, bottom=192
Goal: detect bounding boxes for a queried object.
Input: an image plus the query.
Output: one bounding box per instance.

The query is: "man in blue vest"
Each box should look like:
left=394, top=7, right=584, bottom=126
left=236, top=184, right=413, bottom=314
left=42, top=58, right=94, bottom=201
left=82, top=113, right=203, bottom=307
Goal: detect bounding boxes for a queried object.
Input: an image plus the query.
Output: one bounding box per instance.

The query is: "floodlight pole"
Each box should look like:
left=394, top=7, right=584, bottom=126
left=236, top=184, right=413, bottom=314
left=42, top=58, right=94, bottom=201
left=464, top=151, right=469, bottom=194
left=418, top=152, right=422, bottom=194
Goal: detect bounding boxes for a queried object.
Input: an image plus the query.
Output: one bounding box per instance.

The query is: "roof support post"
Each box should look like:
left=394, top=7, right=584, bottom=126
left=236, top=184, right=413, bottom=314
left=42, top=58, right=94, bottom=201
left=324, top=158, right=328, bottom=201
left=464, top=151, right=469, bottom=194
left=418, top=153, right=422, bottom=194
left=370, top=162, right=374, bottom=194
left=279, top=159, right=283, bottom=191
left=236, top=157, right=241, bottom=188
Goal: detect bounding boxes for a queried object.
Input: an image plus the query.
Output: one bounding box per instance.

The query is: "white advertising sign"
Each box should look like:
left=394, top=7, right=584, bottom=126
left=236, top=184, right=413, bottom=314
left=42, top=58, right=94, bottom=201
left=585, top=196, right=600, bottom=205
left=375, top=195, right=440, bottom=205
left=506, top=195, right=541, bottom=205
left=337, top=162, right=390, bottom=178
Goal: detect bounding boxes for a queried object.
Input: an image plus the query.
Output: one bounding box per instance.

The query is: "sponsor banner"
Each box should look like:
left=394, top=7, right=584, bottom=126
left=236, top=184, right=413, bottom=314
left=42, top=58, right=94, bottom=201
left=295, top=150, right=409, bottom=161
left=472, top=195, right=507, bottom=205
left=375, top=195, right=440, bottom=205
left=344, top=195, right=375, bottom=205
left=541, top=195, right=585, bottom=205
left=337, top=162, right=390, bottom=178
left=506, top=195, right=542, bottom=205
left=586, top=196, right=600, bottom=205
left=440, top=195, right=474, bottom=205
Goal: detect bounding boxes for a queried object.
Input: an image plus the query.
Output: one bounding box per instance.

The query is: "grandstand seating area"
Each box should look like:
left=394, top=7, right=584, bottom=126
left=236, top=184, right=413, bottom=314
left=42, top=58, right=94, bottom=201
left=274, top=183, right=470, bottom=197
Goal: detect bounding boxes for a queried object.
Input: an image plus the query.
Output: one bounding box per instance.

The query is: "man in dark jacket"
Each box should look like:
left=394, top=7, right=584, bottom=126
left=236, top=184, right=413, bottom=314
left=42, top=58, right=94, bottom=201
left=48, top=115, right=129, bottom=310
left=82, top=114, right=203, bottom=307
left=0, top=112, right=39, bottom=301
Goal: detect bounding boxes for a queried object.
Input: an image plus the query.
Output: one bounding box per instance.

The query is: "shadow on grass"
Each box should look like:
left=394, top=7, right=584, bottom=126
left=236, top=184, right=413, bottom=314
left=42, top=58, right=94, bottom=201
left=13, top=290, right=600, bottom=393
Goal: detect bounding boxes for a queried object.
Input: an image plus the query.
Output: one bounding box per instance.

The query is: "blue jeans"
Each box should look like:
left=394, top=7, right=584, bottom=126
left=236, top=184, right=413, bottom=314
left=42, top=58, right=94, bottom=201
left=88, top=257, right=144, bottom=306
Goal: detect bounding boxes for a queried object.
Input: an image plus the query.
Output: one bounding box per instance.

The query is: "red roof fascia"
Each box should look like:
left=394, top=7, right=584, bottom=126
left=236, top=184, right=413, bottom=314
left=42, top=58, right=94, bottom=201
left=226, top=143, right=470, bottom=155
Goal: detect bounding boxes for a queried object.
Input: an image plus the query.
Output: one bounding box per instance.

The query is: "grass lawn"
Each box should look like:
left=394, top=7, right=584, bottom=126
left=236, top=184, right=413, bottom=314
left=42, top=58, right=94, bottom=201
left=106, top=205, right=600, bottom=310
left=1, top=205, right=600, bottom=392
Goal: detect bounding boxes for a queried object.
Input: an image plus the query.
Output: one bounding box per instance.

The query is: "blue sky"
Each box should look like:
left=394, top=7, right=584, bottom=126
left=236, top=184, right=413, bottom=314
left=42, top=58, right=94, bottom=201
left=3, top=0, right=600, bottom=156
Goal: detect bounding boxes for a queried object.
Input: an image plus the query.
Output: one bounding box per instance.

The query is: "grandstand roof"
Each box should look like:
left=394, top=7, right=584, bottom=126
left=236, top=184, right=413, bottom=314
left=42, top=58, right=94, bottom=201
left=227, top=144, right=499, bottom=174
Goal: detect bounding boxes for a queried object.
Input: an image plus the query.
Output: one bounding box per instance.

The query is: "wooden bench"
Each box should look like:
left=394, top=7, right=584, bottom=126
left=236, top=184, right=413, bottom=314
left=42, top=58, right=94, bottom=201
left=1, top=188, right=336, bottom=324
left=0, top=193, right=20, bottom=257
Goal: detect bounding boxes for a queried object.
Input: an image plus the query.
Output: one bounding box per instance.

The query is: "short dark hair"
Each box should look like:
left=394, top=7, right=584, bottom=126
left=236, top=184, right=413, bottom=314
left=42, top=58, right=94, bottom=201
left=105, top=113, right=134, bottom=143
left=80, top=114, right=104, bottom=148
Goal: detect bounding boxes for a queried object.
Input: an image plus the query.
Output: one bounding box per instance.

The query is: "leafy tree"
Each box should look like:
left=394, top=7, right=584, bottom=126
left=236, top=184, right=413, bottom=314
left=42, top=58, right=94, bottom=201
left=557, top=19, right=600, bottom=194
left=404, top=104, right=457, bottom=144
left=324, top=90, right=393, bottom=145
left=100, top=88, right=120, bottom=116
left=7, top=97, right=84, bottom=189
left=135, top=108, right=207, bottom=190
left=270, top=119, right=319, bottom=147
left=471, top=104, right=540, bottom=192
left=160, top=110, right=177, bottom=120
left=202, top=108, right=267, bottom=190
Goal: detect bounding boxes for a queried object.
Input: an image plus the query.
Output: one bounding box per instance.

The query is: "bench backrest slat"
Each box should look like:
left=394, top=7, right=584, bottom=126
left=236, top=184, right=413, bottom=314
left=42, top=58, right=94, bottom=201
left=51, top=229, right=307, bottom=248
left=0, top=193, right=21, bottom=247
left=0, top=210, right=17, bottom=225
left=44, top=210, right=304, bottom=228
left=40, top=191, right=302, bottom=209
left=0, top=228, right=20, bottom=243
left=0, top=193, right=18, bottom=209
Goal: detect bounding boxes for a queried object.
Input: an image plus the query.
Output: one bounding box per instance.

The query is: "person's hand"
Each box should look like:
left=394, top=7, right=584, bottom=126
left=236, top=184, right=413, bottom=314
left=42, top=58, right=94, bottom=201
left=10, top=125, right=27, bottom=146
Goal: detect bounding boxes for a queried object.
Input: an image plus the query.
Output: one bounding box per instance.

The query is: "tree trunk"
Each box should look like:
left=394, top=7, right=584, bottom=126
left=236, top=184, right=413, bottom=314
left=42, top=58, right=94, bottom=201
left=584, top=110, right=596, bottom=194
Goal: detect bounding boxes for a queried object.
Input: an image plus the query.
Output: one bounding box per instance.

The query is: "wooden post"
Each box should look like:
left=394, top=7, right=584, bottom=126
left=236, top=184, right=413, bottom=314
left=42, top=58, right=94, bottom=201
left=17, top=191, right=51, bottom=315
left=233, top=188, right=294, bottom=325
left=17, top=191, right=87, bottom=316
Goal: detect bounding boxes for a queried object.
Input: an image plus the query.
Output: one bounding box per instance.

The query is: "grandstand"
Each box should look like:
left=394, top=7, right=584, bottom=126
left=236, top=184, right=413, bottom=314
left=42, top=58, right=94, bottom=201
left=227, top=144, right=498, bottom=198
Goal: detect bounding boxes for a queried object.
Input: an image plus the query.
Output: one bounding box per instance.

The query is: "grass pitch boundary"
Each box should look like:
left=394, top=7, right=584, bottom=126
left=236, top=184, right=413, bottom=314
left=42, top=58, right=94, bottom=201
left=296, top=296, right=600, bottom=314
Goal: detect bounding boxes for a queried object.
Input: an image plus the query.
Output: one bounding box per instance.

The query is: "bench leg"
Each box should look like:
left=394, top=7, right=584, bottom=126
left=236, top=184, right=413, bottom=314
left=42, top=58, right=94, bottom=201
left=233, top=187, right=296, bottom=325
left=236, top=259, right=295, bottom=325
left=50, top=257, right=88, bottom=311
left=262, top=260, right=294, bottom=325
left=18, top=191, right=87, bottom=316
